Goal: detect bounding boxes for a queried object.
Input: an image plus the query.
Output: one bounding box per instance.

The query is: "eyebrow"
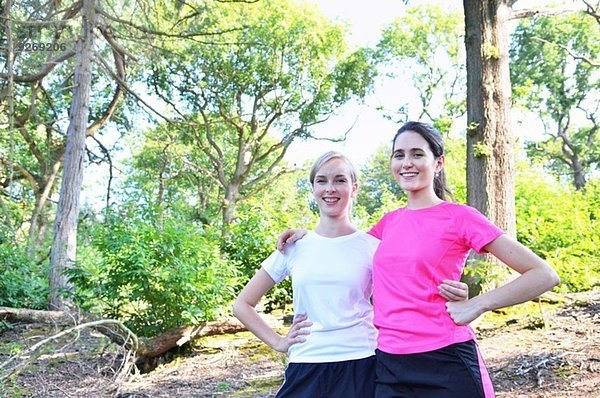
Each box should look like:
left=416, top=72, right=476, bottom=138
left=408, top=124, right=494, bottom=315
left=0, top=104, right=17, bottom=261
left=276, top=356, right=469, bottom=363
left=315, top=174, right=349, bottom=178
left=393, top=148, right=426, bottom=152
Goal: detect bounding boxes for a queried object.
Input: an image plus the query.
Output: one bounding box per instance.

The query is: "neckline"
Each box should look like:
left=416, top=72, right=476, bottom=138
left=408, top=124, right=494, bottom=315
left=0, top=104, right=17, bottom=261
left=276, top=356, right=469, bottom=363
left=308, top=229, right=361, bottom=241
left=404, top=201, right=449, bottom=212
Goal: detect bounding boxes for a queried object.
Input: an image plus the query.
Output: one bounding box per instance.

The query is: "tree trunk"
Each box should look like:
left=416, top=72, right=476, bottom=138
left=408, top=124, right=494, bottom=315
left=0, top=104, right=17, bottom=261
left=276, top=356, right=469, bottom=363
left=48, top=0, right=96, bottom=310
left=222, top=184, right=240, bottom=231
left=27, top=160, right=62, bottom=257
left=573, top=163, right=586, bottom=190
left=463, top=0, right=516, bottom=294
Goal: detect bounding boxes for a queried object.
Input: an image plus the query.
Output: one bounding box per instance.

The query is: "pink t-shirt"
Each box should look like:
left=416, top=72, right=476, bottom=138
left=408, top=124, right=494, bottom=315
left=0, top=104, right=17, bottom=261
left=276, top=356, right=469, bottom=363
left=368, top=201, right=504, bottom=355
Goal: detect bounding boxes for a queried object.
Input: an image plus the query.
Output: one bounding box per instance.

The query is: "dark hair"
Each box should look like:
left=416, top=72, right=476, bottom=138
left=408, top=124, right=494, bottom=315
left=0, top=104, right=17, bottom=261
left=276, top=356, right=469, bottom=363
left=392, top=121, right=453, bottom=201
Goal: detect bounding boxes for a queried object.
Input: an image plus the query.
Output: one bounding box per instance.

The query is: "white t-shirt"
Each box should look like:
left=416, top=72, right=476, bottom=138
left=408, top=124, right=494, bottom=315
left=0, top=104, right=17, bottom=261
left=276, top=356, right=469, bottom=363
left=261, top=230, right=379, bottom=363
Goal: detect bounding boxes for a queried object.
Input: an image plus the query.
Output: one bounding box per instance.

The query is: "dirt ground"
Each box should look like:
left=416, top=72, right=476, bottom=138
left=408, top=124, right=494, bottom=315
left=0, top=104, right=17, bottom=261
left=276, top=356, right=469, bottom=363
left=1, top=290, right=598, bottom=398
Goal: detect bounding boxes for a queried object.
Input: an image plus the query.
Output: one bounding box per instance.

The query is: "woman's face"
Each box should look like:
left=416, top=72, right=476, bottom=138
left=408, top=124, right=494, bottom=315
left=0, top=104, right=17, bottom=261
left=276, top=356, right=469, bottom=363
left=312, top=158, right=358, bottom=220
left=390, top=131, right=443, bottom=194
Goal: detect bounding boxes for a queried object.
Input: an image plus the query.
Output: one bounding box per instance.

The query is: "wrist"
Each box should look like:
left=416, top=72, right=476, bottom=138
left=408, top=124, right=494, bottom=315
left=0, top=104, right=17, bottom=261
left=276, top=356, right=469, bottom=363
left=269, top=335, right=286, bottom=352
left=471, top=295, right=490, bottom=317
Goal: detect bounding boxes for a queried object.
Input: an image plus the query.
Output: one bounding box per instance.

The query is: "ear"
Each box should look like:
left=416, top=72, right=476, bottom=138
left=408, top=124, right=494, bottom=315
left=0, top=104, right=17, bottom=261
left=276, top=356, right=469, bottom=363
left=435, top=154, right=445, bottom=173
left=351, top=181, right=359, bottom=198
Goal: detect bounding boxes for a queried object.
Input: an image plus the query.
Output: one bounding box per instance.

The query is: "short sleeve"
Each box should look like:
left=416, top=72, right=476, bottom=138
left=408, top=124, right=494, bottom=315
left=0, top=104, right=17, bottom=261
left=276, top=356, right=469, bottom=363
left=369, top=211, right=391, bottom=240
left=261, top=249, right=290, bottom=283
left=458, top=206, right=504, bottom=253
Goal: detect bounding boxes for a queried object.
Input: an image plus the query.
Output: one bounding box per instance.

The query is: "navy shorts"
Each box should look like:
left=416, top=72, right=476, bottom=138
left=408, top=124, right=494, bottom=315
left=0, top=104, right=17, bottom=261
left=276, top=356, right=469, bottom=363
left=375, top=340, right=493, bottom=398
left=276, top=355, right=376, bottom=398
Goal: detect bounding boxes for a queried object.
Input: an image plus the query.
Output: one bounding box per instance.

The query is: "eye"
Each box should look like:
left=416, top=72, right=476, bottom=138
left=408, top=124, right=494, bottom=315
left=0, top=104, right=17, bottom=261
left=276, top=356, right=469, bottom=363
left=336, top=178, right=347, bottom=183
left=393, top=152, right=404, bottom=159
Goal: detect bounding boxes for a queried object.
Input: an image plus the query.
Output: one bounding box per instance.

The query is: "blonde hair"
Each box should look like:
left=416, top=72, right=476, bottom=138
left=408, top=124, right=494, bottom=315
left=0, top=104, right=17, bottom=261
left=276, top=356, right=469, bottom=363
left=309, top=151, right=358, bottom=185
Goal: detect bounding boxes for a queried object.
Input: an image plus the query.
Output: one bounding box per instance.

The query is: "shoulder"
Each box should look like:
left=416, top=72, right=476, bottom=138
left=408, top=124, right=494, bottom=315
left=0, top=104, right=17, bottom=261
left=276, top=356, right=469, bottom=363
left=440, top=202, right=484, bottom=219
left=355, top=231, right=380, bottom=245
left=376, top=207, right=406, bottom=225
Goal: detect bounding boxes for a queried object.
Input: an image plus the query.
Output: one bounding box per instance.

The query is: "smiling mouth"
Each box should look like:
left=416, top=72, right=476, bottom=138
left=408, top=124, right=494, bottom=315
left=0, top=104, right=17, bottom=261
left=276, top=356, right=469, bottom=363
left=323, top=197, right=340, bottom=204
left=400, top=172, right=418, bottom=177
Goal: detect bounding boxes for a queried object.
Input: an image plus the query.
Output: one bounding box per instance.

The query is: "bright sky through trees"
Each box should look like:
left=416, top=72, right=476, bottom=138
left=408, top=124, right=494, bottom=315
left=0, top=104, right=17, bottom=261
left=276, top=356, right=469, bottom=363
left=287, top=0, right=578, bottom=167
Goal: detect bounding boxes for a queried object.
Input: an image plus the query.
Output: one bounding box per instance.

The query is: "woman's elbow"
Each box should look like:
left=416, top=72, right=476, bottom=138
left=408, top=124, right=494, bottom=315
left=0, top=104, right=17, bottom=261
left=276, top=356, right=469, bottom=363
left=543, top=266, right=561, bottom=290
left=232, top=299, right=243, bottom=320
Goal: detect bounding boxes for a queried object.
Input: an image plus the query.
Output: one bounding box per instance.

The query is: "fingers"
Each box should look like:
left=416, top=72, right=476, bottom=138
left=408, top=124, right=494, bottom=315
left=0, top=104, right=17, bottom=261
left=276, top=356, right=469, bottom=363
left=438, top=287, right=463, bottom=301
left=286, top=313, right=312, bottom=346
left=277, top=232, right=290, bottom=253
left=292, top=313, right=308, bottom=324
left=438, top=280, right=469, bottom=301
left=277, top=229, right=298, bottom=252
left=441, top=279, right=467, bottom=289
left=291, top=314, right=312, bottom=331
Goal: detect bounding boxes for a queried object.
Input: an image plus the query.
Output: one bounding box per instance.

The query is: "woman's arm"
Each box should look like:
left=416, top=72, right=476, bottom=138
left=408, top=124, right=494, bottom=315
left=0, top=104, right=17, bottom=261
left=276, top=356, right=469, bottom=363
left=233, top=268, right=312, bottom=352
left=446, top=234, right=560, bottom=325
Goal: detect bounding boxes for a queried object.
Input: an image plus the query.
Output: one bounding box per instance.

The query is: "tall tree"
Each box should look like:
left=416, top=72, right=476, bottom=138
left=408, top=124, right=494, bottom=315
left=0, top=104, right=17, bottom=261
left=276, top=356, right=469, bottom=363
left=461, top=0, right=582, bottom=291
left=148, top=0, right=375, bottom=229
left=1, top=0, right=126, bottom=257
left=463, top=0, right=515, bottom=236
left=510, top=12, right=599, bottom=189
left=48, top=0, right=97, bottom=309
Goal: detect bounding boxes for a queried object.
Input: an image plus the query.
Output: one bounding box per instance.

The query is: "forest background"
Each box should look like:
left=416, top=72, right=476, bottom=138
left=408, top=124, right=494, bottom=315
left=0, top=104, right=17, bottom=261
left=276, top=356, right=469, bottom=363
left=0, top=0, right=598, bottom=389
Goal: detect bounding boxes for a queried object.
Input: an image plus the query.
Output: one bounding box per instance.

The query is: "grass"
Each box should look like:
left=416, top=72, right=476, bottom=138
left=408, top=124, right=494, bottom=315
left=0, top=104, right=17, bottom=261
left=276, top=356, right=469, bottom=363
left=475, top=295, right=565, bottom=332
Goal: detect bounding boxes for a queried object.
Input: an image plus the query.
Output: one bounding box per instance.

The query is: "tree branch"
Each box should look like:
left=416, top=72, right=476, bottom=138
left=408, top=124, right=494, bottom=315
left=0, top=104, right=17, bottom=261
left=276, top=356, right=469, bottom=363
left=96, top=7, right=246, bottom=40
left=95, top=53, right=187, bottom=125
left=87, top=26, right=127, bottom=136
left=532, top=37, right=599, bottom=67
left=510, top=6, right=578, bottom=20
left=582, top=0, right=600, bottom=24
left=0, top=50, right=76, bottom=83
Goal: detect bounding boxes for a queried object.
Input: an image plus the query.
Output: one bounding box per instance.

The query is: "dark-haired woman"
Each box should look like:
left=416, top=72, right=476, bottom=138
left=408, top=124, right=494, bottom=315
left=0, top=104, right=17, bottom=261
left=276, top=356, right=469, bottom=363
left=369, top=121, right=559, bottom=397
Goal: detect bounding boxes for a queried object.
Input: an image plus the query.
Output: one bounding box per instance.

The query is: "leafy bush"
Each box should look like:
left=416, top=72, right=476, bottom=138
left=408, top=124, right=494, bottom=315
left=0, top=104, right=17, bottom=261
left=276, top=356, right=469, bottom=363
left=69, top=218, right=237, bottom=337
left=0, top=228, right=48, bottom=309
left=223, top=174, right=317, bottom=311
left=516, top=171, right=599, bottom=292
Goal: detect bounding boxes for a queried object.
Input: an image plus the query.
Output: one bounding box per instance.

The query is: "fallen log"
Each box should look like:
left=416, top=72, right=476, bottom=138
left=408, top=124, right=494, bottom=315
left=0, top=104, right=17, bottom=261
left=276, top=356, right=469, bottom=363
left=137, top=319, right=246, bottom=358
left=0, top=306, right=246, bottom=362
left=0, top=306, right=84, bottom=325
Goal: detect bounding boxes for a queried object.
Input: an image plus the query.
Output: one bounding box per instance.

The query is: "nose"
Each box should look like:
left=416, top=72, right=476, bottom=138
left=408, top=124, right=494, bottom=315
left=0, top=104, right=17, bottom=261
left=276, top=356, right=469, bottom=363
left=401, top=157, right=413, bottom=168
left=325, top=181, right=336, bottom=192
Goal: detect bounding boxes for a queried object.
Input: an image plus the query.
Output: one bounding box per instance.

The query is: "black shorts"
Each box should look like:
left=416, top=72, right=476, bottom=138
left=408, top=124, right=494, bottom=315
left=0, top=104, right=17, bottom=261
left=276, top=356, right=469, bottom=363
left=276, top=355, right=376, bottom=398
left=374, top=340, right=494, bottom=398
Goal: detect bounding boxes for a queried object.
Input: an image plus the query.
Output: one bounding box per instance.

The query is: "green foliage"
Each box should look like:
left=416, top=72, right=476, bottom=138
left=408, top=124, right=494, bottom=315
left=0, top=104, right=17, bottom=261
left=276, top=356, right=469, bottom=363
left=462, top=259, right=511, bottom=296
left=223, top=171, right=317, bottom=311
left=125, top=124, right=223, bottom=225
left=443, top=136, right=467, bottom=203
left=515, top=168, right=599, bottom=292
left=510, top=12, right=600, bottom=188
left=0, top=228, right=48, bottom=309
left=140, top=0, right=376, bottom=229
left=376, top=4, right=465, bottom=124
left=69, top=217, right=237, bottom=337
left=472, top=142, right=493, bottom=158
left=355, top=146, right=405, bottom=216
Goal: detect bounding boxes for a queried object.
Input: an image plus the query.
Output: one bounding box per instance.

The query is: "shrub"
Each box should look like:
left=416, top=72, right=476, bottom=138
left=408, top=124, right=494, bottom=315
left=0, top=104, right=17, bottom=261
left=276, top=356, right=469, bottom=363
left=516, top=172, right=599, bottom=292
left=69, top=218, right=237, bottom=337
left=0, top=228, right=48, bottom=309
